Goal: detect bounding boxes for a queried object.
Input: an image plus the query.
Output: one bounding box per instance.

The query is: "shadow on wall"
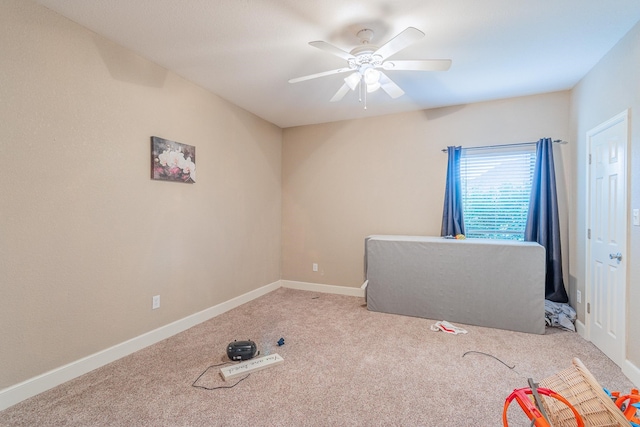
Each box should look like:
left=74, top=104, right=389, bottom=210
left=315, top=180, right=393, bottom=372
left=93, top=35, right=168, bottom=88
left=420, top=104, right=467, bottom=121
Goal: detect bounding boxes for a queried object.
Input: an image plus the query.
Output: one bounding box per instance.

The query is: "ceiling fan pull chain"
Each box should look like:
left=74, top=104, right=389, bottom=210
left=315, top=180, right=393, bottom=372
left=357, top=79, right=368, bottom=110
left=364, top=84, right=368, bottom=110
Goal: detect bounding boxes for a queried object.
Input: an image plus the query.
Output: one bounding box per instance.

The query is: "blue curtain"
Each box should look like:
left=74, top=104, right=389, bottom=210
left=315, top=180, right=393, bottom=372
left=441, top=146, right=465, bottom=236
left=525, top=138, right=568, bottom=303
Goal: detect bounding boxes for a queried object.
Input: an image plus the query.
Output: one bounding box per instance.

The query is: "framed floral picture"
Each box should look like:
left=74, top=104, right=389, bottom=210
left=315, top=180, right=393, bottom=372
left=150, top=136, right=196, bottom=183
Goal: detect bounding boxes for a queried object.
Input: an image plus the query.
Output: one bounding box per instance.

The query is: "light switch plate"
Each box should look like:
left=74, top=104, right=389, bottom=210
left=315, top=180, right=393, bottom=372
left=633, top=209, right=640, bottom=226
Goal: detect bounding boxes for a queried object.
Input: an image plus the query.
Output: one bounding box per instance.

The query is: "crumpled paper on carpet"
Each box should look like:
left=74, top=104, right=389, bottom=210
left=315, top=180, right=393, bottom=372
left=430, top=320, right=468, bottom=335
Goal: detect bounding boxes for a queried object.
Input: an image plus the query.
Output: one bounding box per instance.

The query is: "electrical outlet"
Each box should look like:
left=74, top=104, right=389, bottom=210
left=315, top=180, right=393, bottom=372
left=312, top=263, right=318, bottom=272
left=577, top=290, right=581, bottom=304
left=152, top=295, right=160, bottom=310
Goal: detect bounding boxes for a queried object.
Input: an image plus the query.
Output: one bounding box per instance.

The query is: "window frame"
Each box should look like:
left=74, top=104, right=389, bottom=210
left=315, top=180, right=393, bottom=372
left=459, top=144, right=537, bottom=241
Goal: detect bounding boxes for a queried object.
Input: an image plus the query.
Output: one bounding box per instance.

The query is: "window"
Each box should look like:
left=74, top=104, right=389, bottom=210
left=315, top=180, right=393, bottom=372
left=460, top=144, right=536, bottom=240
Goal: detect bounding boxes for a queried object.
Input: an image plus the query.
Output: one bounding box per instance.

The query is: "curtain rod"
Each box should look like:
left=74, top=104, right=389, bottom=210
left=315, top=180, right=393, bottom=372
left=440, top=139, right=567, bottom=153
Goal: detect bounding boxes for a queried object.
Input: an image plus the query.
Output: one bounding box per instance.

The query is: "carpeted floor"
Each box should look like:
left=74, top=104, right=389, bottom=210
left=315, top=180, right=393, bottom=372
left=0, top=288, right=635, bottom=426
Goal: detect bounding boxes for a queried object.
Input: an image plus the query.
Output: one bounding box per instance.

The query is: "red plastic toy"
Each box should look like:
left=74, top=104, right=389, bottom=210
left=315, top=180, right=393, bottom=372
left=503, top=386, right=584, bottom=427
left=614, top=388, right=640, bottom=423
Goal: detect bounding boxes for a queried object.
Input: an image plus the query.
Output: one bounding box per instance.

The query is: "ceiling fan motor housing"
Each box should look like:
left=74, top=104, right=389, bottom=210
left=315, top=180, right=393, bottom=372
left=356, top=28, right=374, bottom=43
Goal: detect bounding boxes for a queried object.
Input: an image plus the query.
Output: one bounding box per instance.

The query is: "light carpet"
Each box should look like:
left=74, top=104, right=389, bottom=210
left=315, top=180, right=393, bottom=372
left=0, top=288, right=635, bottom=426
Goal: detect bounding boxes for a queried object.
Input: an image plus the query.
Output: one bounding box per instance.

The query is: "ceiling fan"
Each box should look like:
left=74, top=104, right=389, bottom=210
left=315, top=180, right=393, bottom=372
left=289, top=27, right=452, bottom=105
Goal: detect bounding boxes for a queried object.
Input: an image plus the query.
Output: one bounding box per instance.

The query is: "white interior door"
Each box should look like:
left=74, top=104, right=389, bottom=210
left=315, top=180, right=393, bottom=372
left=587, top=110, right=628, bottom=367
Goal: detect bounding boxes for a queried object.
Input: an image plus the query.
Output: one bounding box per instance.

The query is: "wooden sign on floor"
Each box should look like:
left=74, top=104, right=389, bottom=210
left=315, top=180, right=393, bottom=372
left=220, top=353, right=284, bottom=381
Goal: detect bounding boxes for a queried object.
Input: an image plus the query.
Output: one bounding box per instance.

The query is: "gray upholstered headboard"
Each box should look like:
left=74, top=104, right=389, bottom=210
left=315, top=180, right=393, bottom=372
left=365, top=235, right=546, bottom=334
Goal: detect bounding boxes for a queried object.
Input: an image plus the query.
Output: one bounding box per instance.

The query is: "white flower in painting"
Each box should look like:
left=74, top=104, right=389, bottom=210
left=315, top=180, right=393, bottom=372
left=157, top=149, right=172, bottom=166
left=182, top=157, right=196, bottom=181
left=168, top=150, right=186, bottom=168
left=155, top=146, right=195, bottom=182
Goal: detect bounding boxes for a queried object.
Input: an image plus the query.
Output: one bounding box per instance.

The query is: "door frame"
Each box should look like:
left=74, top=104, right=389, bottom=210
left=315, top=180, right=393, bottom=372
left=584, top=109, right=629, bottom=366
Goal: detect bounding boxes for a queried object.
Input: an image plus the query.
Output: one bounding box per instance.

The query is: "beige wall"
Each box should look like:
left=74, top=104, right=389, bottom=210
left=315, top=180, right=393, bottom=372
left=570, top=20, right=640, bottom=367
left=7, top=0, right=637, bottom=400
left=0, top=1, right=282, bottom=389
left=282, top=92, right=571, bottom=287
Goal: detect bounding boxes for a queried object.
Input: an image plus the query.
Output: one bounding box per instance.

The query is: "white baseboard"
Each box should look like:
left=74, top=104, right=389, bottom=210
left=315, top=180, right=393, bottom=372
left=4, top=277, right=629, bottom=410
left=575, top=319, right=586, bottom=338
left=624, top=359, right=640, bottom=388
left=281, top=280, right=365, bottom=298
left=0, top=280, right=281, bottom=411
left=573, top=319, right=638, bottom=387
left=0, top=279, right=364, bottom=410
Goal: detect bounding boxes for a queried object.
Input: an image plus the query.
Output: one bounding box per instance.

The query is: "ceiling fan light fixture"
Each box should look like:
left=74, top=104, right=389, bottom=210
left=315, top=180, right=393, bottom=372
left=366, top=81, right=381, bottom=93
left=363, top=67, right=381, bottom=92
left=344, top=72, right=361, bottom=90
left=363, top=67, right=380, bottom=85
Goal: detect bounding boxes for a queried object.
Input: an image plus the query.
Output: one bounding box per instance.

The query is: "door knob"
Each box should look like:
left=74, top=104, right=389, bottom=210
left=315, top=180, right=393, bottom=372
left=609, top=252, right=622, bottom=262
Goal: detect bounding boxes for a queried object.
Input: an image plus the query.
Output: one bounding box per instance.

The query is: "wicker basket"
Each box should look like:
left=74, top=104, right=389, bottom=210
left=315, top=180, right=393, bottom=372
left=537, top=357, right=630, bottom=427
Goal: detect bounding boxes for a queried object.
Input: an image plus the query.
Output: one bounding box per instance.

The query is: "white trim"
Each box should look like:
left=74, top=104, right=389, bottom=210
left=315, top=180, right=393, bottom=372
left=0, top=279, right=366, bottom=410
left=281, top=280, right=365, bottom=298
left=584, top=109, right=629, bottom=367
left=623, top=359, right=640, bottom=388
left=575, top=319, right=586, bottom=338
left=0, top=280, right=281, bottom=411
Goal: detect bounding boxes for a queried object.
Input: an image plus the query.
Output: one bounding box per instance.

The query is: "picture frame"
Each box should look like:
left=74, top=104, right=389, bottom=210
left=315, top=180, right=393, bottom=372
left=150, top=136, right=196, bottom=183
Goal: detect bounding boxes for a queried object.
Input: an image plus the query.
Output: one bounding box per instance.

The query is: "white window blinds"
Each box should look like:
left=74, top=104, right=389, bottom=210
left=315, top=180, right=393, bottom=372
left=460, top=144, right=536, bottom=240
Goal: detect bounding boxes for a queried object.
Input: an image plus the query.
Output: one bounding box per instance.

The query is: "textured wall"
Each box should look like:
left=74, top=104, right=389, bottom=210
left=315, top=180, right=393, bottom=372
left=0, top=1, right=282, bottom=389
left=282, top=92, right=571, bottom=287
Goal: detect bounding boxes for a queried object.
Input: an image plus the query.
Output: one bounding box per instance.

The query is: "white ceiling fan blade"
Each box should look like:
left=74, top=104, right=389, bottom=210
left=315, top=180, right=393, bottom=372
left=288, top=67, right=352, bottom=84
left=382, top=59, right=452, bottom=72
left=378, top=71, right=404, bottom=99
left=309, top=40, right=355, bottom=61
left=330, top=83, right=351, bottom=102
left=373, top=27, right=425, bottom=60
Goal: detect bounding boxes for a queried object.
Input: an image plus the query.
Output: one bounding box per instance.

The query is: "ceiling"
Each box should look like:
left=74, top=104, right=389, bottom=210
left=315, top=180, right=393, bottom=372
left=34, top=0, right=640, bottom=128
